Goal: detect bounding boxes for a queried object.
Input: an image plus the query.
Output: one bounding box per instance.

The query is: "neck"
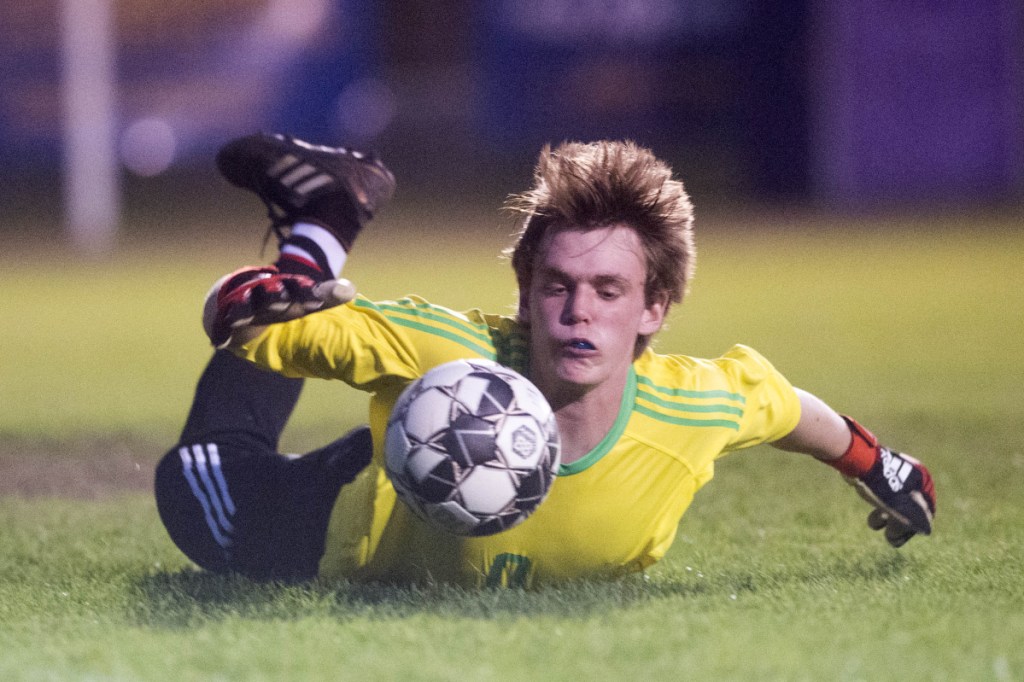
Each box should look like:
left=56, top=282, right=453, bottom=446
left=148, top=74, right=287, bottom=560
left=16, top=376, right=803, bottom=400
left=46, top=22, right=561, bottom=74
left=547, top=375, right=627, bottom=464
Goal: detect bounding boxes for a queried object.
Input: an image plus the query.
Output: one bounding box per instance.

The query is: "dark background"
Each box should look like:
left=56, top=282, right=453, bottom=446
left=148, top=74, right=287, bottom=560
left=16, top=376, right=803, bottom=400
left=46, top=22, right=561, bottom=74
left=2, top=0, right=1021, bottom=240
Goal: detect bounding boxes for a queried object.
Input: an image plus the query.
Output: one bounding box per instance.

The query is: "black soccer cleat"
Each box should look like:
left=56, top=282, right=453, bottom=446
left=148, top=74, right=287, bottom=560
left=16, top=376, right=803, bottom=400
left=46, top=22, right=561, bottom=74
left=215, top=133, right=396, bottom=247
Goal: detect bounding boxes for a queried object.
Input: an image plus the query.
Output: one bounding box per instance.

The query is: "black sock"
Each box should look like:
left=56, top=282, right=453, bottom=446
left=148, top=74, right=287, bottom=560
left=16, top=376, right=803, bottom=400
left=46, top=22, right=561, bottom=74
left=299, top=195, right=361, bottom=251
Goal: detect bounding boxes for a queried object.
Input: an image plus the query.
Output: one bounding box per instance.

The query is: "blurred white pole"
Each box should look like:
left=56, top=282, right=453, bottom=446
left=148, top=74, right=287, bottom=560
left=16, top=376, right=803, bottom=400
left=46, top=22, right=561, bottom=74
left=61, top=0, right=120, bottom=254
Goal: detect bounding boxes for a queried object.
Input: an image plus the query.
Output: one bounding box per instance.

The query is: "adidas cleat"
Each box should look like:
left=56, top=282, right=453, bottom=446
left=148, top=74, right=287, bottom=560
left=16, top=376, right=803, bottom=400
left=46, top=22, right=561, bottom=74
left=215, top=133, right=395, bottom=244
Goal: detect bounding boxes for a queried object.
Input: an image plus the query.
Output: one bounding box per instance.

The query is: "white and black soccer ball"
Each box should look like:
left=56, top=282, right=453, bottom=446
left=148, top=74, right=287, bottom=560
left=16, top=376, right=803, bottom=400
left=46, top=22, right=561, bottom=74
left=384, top=358, right=561, bottom=537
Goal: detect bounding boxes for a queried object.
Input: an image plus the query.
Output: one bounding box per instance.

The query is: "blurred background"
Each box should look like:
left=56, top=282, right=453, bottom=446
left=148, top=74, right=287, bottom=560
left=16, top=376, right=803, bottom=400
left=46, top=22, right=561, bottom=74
left=1, top=0, right=1021, bottom=253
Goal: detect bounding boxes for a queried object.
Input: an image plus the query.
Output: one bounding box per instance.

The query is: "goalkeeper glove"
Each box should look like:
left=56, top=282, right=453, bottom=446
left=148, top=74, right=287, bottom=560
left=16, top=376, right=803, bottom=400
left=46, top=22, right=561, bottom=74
left=829, top=417, right=936, bottom=548
left=202, top=265, right=355, bottom=348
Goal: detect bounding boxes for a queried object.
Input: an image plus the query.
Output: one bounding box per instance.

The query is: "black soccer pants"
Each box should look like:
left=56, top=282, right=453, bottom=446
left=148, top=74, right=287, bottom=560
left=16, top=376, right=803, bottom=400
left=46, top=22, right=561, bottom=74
left=154, top=350, right=371, bottom=581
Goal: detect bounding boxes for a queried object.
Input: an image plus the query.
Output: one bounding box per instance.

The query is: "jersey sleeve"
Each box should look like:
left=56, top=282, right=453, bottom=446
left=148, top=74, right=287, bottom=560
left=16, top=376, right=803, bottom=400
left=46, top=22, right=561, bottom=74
left=715, top=344, right=801, bottom=453
left=235, top=295, right=503, bottom=394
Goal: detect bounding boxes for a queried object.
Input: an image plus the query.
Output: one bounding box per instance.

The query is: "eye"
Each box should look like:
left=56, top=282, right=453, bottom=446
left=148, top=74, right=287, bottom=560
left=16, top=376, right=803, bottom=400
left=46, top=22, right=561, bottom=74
left=598, top=287, right=622, bottom=300
left=543, top=283, right=567, bottom=296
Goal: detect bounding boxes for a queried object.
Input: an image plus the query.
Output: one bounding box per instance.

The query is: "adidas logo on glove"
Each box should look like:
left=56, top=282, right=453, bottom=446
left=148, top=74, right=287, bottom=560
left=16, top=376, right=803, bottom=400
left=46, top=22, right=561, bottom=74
left=880, top=448, right=912, bottom=492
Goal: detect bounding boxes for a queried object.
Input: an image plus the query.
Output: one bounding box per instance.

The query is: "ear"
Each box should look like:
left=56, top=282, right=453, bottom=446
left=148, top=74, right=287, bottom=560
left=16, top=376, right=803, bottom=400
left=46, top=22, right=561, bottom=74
left=638, top=291, right=669, bottom=336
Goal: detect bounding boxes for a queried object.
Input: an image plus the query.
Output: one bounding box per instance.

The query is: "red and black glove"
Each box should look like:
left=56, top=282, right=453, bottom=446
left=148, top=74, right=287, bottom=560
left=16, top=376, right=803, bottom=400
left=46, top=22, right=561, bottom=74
left=202, top=265, right=355, bottom=348
left=828, top=417, right=936, bottom=548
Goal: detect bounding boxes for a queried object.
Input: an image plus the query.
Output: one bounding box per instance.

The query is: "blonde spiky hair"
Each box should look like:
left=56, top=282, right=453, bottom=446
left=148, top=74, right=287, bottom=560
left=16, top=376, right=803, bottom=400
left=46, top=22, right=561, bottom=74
left=505, top=140, right=696, bottom=313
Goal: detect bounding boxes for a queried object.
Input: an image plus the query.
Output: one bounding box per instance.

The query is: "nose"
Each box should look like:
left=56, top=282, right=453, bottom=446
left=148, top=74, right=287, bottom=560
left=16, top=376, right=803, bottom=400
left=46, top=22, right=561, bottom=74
left=562, top=290, right=592, bottom=325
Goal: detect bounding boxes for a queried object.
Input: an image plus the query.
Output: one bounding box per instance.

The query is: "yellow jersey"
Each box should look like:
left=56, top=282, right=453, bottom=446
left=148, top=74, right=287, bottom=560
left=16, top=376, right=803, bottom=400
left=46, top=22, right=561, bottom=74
left=239, top=295, right=801, bottom=587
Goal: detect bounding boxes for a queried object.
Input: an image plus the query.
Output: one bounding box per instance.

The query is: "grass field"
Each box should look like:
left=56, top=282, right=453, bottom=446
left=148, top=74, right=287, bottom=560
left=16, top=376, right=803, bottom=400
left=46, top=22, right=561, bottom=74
left=1, top=200, right=1022, bottom=680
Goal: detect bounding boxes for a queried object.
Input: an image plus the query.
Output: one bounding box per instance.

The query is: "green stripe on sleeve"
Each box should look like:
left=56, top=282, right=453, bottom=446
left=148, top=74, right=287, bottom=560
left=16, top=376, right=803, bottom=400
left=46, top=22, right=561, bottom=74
left=355, top=298, right=497, bottom=359
left=372, top=300, right=493, bottom=344
left=635, top=374, right=746, bottom=404
left=635, top=388, right=745, bottom=416
left=633, top=403, right=741, bottom=430
left=388, top=317, right=497, bottom=358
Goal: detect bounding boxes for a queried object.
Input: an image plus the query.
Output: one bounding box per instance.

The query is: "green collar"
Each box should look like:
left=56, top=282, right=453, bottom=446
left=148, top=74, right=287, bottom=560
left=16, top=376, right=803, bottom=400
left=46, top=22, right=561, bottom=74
left=557, top=367, right=637, bottom=476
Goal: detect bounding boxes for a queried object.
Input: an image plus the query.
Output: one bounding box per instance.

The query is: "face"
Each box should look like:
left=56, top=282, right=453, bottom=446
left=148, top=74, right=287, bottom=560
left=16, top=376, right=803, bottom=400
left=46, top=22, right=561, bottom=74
left=523, top=224, right=666, bottom=406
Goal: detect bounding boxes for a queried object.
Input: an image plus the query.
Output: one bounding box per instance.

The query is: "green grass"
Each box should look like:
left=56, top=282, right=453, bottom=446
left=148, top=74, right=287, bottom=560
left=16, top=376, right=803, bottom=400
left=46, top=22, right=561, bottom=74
left=1, top=204, right=1022, bottom=680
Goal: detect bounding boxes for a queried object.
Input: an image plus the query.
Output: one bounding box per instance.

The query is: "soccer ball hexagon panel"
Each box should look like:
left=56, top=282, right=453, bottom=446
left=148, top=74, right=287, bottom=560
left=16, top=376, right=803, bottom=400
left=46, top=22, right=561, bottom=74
left=384, top=358, right=561, bottom=536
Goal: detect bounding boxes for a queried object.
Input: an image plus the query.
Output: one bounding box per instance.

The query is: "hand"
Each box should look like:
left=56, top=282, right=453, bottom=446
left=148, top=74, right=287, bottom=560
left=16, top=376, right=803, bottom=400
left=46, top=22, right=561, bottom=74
left=202, top=266, right=356, bottom=348
left=847, top=447, right=936, bottom=548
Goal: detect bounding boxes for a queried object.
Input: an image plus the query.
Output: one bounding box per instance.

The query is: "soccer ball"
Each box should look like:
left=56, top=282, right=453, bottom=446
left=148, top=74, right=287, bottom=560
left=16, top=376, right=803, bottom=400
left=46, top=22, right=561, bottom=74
left=384, top=358, right=561, bottom=536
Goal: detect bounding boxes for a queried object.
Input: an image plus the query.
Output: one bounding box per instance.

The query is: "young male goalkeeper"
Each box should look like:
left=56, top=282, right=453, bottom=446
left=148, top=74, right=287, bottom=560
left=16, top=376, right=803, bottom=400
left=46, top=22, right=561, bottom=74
left=155, top=134, right=936, bottom=587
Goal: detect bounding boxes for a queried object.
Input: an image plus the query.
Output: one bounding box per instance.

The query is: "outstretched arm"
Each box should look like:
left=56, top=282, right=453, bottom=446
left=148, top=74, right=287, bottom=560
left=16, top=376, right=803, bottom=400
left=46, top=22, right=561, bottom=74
left=773, top=389, right=937, bottom=547
left=772, top=389, right=851, bottom=460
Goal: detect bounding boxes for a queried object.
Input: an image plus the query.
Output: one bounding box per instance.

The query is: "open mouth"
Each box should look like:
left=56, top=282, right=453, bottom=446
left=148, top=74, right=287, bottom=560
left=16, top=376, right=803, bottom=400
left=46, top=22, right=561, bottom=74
left=567, top=339, right=596, bottom=351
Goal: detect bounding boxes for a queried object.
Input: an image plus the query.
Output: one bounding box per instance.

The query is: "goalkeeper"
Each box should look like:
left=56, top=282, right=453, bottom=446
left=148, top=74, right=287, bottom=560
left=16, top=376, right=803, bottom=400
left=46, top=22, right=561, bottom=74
left=155, top=134, right=936, bottom=586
